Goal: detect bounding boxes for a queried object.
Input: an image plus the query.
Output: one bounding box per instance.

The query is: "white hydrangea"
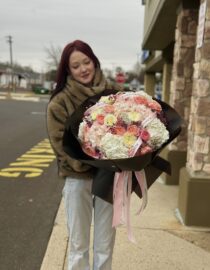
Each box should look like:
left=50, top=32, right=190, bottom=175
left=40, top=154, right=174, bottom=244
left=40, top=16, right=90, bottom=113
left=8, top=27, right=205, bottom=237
left=78, top=122, right=85, bottom=141
left=87, top=125, right=108, bottom=148
left=146, top=118, right=169, bottom=149
left=100, top=133, right=129, bottom=159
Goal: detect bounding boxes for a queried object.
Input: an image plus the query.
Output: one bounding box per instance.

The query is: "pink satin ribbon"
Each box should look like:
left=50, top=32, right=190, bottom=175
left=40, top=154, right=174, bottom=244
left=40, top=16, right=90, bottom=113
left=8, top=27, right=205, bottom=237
left=111, top=114, right=155, bottom=242
left=112, top=169, right=148, bottom=243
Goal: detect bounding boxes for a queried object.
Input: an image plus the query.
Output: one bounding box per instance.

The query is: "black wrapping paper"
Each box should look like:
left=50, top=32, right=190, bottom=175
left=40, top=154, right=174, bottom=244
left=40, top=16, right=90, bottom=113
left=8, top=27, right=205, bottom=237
left=91, top=156, right=171, bottom=204
left=63, top=89, right=182, bottom=202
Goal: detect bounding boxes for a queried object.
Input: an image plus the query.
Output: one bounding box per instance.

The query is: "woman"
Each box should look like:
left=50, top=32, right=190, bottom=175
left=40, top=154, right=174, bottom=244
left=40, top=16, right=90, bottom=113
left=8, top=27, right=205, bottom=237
left=46, top=40, right=123, bottom=270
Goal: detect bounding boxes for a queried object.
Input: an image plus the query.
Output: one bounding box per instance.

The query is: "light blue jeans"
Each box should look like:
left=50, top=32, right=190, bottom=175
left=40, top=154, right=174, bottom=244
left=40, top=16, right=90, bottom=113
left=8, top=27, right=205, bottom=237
left=63, top=177, right=116, bottom=270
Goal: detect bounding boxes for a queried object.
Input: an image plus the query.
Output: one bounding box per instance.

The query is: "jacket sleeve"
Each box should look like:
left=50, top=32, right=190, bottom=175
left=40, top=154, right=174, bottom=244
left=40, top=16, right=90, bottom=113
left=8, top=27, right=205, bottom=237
left=46, top=100, right=91, bottom=177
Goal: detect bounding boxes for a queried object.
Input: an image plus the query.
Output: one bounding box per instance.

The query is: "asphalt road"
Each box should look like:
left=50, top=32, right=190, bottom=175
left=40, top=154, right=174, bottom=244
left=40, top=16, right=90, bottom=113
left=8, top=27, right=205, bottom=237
left=0, top=98, right=64, bottom=270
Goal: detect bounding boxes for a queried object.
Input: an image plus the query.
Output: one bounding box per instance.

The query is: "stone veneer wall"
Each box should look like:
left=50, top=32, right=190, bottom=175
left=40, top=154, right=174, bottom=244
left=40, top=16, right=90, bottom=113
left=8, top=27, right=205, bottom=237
left=187, top=0, right=210, bottom=176
left=169, top=8, right=198, bottom=151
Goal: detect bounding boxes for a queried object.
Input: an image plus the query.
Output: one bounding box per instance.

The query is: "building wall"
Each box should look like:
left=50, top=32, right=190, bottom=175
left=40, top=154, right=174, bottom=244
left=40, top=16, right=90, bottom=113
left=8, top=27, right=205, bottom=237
left=187, top=0, right=210, bottom=176
left=142, top=0, right=210, bottom=226
left=169, top=9, right=198, bottom=152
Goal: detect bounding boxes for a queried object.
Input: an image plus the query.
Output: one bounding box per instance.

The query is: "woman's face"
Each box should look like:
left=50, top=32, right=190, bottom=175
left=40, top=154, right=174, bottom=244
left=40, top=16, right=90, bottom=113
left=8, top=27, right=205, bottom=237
left=69, top=51, right=96, bottom=85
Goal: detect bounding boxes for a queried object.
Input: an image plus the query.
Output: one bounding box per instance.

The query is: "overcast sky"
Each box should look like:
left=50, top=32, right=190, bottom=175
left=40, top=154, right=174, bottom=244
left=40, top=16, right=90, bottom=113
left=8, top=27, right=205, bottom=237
left=1, top=0, right=145, bottom=72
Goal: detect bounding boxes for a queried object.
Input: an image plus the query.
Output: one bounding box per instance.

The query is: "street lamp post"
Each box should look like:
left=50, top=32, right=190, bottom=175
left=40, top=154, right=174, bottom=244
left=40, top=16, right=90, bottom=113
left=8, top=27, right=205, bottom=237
left=6, top=35, right=15, bottom=92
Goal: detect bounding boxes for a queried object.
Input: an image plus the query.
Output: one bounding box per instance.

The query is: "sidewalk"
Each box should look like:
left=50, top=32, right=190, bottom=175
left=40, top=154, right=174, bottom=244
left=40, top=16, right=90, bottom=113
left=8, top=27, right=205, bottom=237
left=40, top=178, right=210, bottom=270
left=0, top=89, right=50, bottom=102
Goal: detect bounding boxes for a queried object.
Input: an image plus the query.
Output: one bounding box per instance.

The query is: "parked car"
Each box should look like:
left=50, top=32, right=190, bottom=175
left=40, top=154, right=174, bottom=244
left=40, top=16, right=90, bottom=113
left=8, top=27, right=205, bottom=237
left=32, top=84, right=50, bottom=94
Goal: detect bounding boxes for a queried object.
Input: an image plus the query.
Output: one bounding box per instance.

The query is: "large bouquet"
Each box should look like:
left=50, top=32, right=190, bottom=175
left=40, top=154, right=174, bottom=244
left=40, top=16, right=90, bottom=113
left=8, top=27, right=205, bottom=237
left=63, top=89, right=182, bottom=242
left=78, top=91, right=169, bottom=160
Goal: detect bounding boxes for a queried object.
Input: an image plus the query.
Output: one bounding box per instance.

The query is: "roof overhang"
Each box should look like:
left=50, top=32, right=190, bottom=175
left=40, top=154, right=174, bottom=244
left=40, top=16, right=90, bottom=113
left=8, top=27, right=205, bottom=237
left=144, top=52, right=165, bottom=73
left=142, top=0, right=200, bottom=50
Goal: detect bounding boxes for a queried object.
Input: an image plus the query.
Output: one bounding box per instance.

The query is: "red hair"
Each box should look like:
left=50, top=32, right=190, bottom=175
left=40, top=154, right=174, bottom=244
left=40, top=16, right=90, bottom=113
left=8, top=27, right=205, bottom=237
left=50, top=40, right=100, bottom=100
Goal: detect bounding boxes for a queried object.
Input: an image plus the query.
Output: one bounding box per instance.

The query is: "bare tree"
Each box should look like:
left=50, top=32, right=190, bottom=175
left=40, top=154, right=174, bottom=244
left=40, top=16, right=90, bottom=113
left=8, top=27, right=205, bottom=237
left=131, top=61, right=144, bottom=84
left=132, top=61, right=142, bottom=76
left=44, top=44, right=62, bottom=70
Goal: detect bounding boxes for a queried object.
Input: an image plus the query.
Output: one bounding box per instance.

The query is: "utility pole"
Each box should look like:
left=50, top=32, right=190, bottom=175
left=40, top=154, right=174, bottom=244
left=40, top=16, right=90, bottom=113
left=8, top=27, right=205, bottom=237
left=6, top=35, right=15, bottom=92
